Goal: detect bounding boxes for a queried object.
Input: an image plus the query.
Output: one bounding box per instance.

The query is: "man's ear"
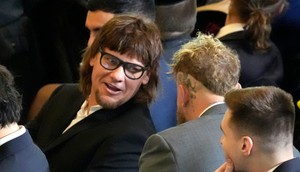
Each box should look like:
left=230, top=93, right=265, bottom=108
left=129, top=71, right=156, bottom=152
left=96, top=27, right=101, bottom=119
left=141, top=74, right=150, bottom=85
left=89, top=53, right=98, bottom=66
left=177, top=83, right=189, bottom=107
left=241, top=136, right=253, bottom=156
left=235, top=83, right=242, bottom=89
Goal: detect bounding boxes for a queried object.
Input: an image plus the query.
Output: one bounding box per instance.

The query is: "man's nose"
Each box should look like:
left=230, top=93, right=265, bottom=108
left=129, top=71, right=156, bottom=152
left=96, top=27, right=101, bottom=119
left=110, top=66, right=126, bottom=81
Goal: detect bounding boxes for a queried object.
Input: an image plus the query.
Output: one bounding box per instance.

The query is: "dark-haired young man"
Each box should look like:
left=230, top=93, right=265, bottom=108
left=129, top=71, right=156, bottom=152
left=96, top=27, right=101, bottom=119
left=216, top=86, right=300, bottom=172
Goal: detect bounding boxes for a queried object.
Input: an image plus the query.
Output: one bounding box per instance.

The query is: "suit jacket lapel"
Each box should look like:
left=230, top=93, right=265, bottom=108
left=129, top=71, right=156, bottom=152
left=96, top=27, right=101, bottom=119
left=43, top=109, right=110, bottom=152
left=52, top=97, right=84, bottom=135
left=43, top=99, right=136, bottom=152
left=44, top=87, right=85, bottom=145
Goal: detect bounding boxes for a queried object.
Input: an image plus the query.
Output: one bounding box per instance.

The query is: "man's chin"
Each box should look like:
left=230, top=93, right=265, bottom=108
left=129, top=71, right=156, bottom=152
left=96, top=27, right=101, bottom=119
left=96, top=96, right=121, bottom=109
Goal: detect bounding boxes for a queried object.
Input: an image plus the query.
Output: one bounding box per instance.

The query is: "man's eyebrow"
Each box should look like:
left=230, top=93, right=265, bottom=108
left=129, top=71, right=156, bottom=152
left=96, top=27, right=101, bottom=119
left=91, top=27, right=101, bottom=32
left=85, top=24, right=102, bottom=31
left=96, top=26, right=102, bottom=30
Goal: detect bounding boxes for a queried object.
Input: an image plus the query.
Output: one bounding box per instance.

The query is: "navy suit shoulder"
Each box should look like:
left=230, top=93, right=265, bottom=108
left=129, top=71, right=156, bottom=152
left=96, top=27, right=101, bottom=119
left=27, top=83, right=156, bottom=172
left=0, top=131, right=49, bottom=172
left=273, top=157, right=300, bottom=172
left=219, top=31, right=283, bottom=87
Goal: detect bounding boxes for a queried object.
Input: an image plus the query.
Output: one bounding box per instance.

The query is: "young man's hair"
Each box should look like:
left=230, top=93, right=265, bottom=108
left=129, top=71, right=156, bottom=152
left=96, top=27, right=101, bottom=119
left=0, top=65, right=22, bottom=128
left=155, top=0, right=197, bottom=40
left=225, top=86, right=295, bottom=152
left=86, top=0, right=155, bottom=21
left=170, top=33, right=240, bottom=96
left=80, top=15, right=162, bottom=104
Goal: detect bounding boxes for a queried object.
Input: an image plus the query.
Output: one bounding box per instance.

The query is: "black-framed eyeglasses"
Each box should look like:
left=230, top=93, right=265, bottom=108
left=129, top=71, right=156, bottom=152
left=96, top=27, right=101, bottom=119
left=99, top=49, right=149, bottom=80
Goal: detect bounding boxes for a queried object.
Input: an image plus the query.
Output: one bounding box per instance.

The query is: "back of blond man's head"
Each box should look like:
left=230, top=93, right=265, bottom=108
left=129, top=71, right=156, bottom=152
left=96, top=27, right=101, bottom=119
left=171, top=33, right=240, bottom=96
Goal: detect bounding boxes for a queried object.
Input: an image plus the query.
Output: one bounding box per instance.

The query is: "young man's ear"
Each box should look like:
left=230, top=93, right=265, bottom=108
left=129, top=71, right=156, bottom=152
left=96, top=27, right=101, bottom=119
left=235, top=83, right=242, bottom=89
left=241, top=136, right=253, bottom=156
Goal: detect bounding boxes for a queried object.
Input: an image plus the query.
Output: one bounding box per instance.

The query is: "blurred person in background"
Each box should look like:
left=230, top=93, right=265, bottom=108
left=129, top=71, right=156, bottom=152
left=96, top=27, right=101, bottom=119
left=216, top=0, right=287, bottom=87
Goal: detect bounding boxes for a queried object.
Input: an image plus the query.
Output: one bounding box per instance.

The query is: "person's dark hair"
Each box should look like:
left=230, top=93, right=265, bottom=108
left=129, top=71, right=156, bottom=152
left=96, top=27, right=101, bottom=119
left=80, top=15, right=162, bottom=104
left=231, top=0, right=288, bottom=51
left=0, top=65, right=22, bottom=128
left=225, top=86, right=295, bottom=151
left=86, top=0, right=155, bottom=21
left=155, top=0, right=197, bottom=40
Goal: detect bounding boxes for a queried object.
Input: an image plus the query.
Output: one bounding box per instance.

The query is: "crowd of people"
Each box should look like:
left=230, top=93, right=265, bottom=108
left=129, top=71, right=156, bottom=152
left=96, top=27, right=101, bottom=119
left=1, top=0, right=300, bottom=171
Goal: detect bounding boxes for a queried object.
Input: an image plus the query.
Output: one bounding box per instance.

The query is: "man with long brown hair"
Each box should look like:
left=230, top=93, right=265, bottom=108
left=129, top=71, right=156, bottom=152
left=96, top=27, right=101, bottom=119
left=26, top=15, right=162, bottom=172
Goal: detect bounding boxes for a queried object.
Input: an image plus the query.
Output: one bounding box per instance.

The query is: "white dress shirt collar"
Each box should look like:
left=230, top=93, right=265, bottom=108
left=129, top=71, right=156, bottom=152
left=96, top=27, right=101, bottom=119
left=0, top=125, right=26, bottom=146
left=63, top=100, right=102, bottom=133
left=198, top=102, right=225, bottom=118
left=267, top=163, right=281, bottom=172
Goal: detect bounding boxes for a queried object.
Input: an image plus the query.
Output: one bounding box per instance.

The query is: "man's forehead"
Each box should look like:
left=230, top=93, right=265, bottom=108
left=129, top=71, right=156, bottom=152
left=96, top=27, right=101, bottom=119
left=86, top=10, right=114, bottom=28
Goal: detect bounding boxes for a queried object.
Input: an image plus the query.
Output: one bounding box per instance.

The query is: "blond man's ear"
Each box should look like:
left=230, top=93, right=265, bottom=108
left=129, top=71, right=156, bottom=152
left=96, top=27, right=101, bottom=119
left=176, top=72, right=190, bottom=107
left=235, top=83, right=242, bottom=89
left=177, top=83, right=190, bottom=107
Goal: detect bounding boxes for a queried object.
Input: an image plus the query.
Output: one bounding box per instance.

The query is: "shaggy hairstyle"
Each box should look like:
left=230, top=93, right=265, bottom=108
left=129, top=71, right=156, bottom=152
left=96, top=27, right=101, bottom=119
left=0, top=65, right=22, bottom=128
left=230, top=0, right=288, bottom=51
left=80, top=15, right=162, bottom=104
left=225, top=86, right=295, bottom=152
left=170, top=33, right=240, bottom=96
left=155, top=0, right=197, bottom=40
left=86, top=0, right=155, bottom=21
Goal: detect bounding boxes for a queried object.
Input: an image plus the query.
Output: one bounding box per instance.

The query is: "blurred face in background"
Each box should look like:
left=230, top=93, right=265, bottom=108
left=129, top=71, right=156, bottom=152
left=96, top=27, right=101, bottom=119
left=85, top=10, right=114, bottom=47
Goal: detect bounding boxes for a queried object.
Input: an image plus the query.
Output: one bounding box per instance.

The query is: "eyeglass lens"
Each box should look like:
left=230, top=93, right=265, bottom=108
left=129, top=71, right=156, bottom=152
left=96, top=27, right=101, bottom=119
left=100, top=52, right=146, bottom=80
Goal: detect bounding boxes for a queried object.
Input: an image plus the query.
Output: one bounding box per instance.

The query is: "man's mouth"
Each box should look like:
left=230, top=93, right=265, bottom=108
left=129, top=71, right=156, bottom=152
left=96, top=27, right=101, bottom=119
left=105, top=83, right=121, bottom=92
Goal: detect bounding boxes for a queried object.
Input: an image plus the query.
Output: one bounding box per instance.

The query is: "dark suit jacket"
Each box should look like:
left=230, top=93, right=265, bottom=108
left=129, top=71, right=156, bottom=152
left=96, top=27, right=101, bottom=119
left=26, top=84, right=156, bottom=172
left=139, top=103, right=226, bottom=172
left=0, top=130, right=49, bottom=172
left=273, top=157, right=300, bottom=172
left=219, top=31, right=284, bottom=87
